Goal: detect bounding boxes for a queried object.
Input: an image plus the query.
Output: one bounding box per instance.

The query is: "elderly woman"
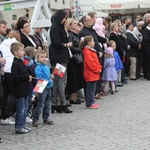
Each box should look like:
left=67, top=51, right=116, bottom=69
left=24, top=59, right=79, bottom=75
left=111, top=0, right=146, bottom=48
left=133, top=21, right=144, bottom=78
left=66, top=18, right=84, bottom=104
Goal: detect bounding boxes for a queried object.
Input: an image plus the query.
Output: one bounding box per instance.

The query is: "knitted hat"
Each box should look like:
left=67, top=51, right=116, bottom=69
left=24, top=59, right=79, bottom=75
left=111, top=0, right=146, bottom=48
left=105, top=47, right=113, bottom=56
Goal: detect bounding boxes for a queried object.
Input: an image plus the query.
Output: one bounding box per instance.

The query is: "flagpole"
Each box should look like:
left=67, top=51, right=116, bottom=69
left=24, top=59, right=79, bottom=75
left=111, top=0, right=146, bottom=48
left=32, top=77, right=39, bottom=80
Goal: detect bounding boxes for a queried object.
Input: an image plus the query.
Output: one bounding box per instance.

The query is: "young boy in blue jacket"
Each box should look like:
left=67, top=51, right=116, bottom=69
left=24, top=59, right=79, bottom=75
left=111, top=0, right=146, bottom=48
left=32, top=50, right=54, bottom=127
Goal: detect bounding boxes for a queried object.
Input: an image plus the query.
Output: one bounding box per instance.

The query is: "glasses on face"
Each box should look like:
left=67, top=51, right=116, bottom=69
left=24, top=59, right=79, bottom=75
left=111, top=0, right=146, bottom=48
left=85, top=19, right=91, bottom=22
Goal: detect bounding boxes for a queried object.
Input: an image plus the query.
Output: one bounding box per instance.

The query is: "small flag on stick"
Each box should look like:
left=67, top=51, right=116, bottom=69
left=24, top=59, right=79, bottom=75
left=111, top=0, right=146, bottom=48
left=53, top=63, right=66, bottom=78
left=33, top=79, right=48, bottom=93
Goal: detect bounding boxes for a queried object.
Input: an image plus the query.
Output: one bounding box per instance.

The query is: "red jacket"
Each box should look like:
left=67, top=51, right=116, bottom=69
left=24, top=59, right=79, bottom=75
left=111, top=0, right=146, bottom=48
left=82, top=47, right=102, bottom=82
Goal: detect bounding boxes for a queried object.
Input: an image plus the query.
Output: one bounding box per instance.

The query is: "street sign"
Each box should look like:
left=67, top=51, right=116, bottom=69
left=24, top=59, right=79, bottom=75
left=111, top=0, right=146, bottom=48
left=4, top=3, right=12, bottom=11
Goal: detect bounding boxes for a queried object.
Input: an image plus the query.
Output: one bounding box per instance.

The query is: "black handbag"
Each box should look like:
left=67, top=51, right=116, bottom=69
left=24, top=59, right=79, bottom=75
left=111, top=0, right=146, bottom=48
left=73, top=53, right=83, bottom=64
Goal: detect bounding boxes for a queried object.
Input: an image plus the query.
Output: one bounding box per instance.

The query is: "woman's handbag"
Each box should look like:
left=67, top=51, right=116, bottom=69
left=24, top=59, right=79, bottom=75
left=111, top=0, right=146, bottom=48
left=73, top=53, right=83, bottom=64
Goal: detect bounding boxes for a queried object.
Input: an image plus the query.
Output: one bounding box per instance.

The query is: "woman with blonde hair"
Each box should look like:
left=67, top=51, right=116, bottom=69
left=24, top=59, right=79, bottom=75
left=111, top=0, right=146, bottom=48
left=65, top=18, right=84, bottom=104
left=109, top=21, right=127, bottom=84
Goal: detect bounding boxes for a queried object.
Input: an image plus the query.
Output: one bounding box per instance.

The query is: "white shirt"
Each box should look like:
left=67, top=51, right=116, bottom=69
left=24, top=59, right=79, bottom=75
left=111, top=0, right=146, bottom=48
left=0, top=38, right=17, bottom=73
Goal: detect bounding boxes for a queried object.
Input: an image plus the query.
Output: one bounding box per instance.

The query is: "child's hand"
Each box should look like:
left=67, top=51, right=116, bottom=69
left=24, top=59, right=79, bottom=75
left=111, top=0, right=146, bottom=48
left=50, top=74, right=54, bottom=79
left=29, top=75, right=32, bottom=82
left=37, top=46, right=42, bottom=50
left=67, top=42, right=73, bottom=48
left=0, top=57, right=5, bottom=66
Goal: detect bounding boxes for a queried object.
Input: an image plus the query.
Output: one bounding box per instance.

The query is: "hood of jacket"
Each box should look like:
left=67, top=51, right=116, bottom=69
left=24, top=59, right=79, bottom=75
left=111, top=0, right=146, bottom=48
left=0, top=38, right=18, bottom=49
left=93, top=18, right=105, bottom=30
left=53, top=9, right=67, bottom=26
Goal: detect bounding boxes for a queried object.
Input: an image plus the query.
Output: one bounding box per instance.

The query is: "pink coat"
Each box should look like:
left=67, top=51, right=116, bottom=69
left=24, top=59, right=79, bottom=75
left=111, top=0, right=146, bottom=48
left=93, top=18, right=105, bottom=37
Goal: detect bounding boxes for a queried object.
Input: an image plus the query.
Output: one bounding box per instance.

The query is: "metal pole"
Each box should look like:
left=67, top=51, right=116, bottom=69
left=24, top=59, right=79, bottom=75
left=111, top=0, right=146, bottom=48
left=74, top=0, right=79, bottom=21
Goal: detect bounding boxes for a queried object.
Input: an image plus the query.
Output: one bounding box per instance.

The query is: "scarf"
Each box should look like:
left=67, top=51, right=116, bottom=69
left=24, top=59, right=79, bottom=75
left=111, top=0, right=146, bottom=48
left=146, top=26, right=150, bottom=30
left=126, top=30, right=139, bottom=41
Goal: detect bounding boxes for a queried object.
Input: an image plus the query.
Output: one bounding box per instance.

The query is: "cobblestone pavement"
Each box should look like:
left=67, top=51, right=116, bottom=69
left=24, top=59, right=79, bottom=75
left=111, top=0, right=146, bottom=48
left=1, top=78, right=150, bottom=150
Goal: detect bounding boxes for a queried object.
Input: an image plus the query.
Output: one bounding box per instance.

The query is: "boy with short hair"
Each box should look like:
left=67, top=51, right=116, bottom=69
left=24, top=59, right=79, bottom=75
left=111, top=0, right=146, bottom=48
left=32, top=50, right=54, bottom=127
left=10, top=42, right=32, bottom=134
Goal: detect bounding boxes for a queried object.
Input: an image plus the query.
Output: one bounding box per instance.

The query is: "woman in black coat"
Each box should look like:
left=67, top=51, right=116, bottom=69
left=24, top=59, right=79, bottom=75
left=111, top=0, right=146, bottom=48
left=143, top=18, right=150, bottom=80
left=49, top=9, right=73, bottom=113
left=126, top=23, right=141, bottom=80
left=66, top=18, right=84, bottom=104
left=109, top=22, right=125, bottom=60
left=16, top=17, right=38, bottom=49
left=109, top=21, right=127, bottom=84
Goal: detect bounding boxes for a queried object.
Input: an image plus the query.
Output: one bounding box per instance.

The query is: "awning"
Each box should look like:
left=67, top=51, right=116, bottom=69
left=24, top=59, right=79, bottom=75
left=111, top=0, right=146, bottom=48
left=93, top=0, right=150, bottom=14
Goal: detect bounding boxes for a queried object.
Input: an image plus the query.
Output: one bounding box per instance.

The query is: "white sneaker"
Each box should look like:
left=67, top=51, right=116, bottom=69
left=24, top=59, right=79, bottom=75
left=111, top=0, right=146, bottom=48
left=26, top=116, right=33, bottom=123
left=9, top=116, right=15, bottom=121
left=0, top=118, right=15, bottom=125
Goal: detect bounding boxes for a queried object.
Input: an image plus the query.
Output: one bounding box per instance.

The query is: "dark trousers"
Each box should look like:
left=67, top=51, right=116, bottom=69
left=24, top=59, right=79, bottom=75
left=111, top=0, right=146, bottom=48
left=146, top=52, right=150, bottom=79
left=136, top=51, right=143, bottom=77
left=124, top=51, right=130, bottom=75
left=1, top=73, right=16, bottom=119
left=0, top=81, right=3, bottom=112
left=143, top=51, right=148, bottom=78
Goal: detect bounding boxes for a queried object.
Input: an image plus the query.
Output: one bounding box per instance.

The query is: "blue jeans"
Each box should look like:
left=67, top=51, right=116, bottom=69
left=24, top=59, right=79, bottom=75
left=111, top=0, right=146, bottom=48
left=33, top=88, right=51, bottom=121
left=15, top=97, right=28, bottom=130
left=86, top=81, right=96, bottom=107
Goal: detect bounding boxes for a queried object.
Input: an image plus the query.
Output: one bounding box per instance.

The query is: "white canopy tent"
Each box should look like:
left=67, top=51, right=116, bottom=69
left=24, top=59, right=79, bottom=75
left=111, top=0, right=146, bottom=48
left=93, top=0, right=150, bottom=14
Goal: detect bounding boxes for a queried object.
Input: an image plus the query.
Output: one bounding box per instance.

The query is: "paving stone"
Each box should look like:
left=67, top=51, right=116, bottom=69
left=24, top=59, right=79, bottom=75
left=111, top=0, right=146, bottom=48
left=1, top=78, right=150, bottom=149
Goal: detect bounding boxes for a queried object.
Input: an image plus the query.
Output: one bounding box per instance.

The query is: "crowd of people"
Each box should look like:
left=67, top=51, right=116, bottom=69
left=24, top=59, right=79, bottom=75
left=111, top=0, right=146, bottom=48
left=0, top=9, right=150, bottom=138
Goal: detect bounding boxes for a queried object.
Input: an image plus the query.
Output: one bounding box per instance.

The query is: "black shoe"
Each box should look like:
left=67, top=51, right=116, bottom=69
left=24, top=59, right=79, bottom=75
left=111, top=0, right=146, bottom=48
left=61, top=105, right=73, bottom=113
left=23, top=126, right=32, bottom=132
left=51, top=106, right=63, bottom=113
left=32, top=121, right=40, bottom=127
left=15, top=128, right=29, bottom=134
left=70, top=100, right=81, bottom=104
left=111, top=91, right=115, bottom=94
left=43, top=119, right=54, bottom=125
left=0, top=138, right=3, bottom=143
left=78, top=99, right=85, bottom=103
left=117, top=83, right=124, bottom=87
left=130, top=78, right=137, bottom=80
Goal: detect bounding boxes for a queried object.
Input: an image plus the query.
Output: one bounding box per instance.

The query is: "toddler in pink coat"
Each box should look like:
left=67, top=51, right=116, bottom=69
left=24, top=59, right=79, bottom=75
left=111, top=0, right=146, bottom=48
left=93, top=17, right=107, bottom=51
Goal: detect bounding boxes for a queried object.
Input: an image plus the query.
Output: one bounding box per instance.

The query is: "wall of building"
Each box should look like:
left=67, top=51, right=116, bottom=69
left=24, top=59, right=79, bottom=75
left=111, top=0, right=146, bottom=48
left=1, top=0, right=108, bottom=28
left=2, top=8, right=33, bottom=28
left=50, top=0, right=108, bottom=17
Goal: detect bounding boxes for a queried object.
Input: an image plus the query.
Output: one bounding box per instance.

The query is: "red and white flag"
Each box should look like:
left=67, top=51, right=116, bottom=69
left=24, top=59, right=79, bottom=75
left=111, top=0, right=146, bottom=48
left=53, top=63, right=66, bottom=78
left=33, top=79, right=48, bottom=93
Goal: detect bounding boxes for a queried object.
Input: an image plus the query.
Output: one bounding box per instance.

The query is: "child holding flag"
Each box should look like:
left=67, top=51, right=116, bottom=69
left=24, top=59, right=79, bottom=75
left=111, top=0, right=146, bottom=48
left=32, top=50, right=54, bottom=127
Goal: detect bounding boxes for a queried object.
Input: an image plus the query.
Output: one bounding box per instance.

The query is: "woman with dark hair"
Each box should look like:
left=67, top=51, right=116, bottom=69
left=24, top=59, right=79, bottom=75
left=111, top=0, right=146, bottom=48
left=16, top=17, right=38, bottom=49
left=49, top=9, right=73, bottom=113
left=143, top=18, right=150, bottom=80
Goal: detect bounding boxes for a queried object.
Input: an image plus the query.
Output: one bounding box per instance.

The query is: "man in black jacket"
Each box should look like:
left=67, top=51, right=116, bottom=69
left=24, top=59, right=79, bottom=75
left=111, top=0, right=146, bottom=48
left=79, top=15, right=107, bottom=57
left=79, top=15, right=107, bottom=99
left=126, top=23, right=141, bottom=80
